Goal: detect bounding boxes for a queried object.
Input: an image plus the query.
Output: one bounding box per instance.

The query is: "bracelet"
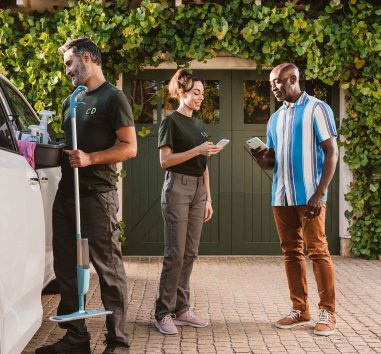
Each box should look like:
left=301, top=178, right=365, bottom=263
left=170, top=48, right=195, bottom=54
left=206, top=199, right=212, bottom=203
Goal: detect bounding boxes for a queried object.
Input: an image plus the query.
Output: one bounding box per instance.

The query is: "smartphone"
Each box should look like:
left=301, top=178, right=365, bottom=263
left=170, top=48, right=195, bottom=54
left=246, top=137, right=267, bottom=150
left=216, top=139, right=230, bottom=147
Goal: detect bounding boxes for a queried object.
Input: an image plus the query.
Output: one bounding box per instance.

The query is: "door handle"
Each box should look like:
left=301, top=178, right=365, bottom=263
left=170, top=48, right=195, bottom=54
left=40, top=177, right=48, bottom=184
left=28, top=177, right=39, bottom=185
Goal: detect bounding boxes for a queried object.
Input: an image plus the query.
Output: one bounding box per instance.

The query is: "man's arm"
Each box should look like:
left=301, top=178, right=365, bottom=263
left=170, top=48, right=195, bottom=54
left=305, top=137, right=338, bottom=219
left=315, top=137, right=338, bottom=196
left=65, top=126, right=137, bottom=167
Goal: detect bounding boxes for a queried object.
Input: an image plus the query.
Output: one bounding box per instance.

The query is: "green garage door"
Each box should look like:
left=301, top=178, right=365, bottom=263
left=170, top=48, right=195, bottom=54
left=122, top=70, right=339, bottom=255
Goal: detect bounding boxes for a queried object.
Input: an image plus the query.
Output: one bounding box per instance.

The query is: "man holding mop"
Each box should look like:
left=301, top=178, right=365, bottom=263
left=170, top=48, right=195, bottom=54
left=36, top=38, right=137, bottom=354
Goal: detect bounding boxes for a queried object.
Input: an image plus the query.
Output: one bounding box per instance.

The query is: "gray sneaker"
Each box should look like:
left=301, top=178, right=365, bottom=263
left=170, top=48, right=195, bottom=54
left=155, top=314, right=178, bottom=335
left=173, top=310, right=209, bottom=328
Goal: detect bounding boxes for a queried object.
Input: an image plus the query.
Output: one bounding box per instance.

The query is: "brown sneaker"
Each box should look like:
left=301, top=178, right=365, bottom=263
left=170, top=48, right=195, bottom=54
left=314, top=309, right=336, bottom=336
left=173, top=310, right=209, bottom=328
left=275, top=310, right=311, bottom=329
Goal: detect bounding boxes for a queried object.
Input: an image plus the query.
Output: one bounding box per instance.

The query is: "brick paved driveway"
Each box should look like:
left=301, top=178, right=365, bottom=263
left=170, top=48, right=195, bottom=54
left=23, top=256, right=381, bottom=354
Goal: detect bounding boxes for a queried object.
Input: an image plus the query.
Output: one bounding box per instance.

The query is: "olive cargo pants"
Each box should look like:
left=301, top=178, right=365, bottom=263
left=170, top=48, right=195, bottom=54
left=52, top=190, right=129, bottom=345
left=155, top=171, right=206, bottom=321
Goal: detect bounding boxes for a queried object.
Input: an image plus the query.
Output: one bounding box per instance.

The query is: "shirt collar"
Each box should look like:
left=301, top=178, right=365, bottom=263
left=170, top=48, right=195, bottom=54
left=282, top=91, right=308, bottom=108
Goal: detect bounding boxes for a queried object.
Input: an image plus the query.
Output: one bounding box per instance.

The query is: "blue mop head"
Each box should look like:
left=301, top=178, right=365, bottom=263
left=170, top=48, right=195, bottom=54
left=49, top=309, right=113, bottom=323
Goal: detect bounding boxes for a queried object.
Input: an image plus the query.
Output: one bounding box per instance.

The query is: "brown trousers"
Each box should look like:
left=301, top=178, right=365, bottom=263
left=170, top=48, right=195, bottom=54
left=273, top=205, right=335, bottom=314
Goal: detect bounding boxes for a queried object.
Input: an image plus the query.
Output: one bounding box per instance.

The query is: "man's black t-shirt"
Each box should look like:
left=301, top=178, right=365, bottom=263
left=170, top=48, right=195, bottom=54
left=158, top=111, right=208, bottom=177
left=59, top=81, right=134, bottom=197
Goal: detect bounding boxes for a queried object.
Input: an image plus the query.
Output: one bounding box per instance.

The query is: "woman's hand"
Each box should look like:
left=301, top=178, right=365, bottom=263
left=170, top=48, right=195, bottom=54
left=204, top=200, right=213, bottom=222
left=197, top=141, right=223, bottom=157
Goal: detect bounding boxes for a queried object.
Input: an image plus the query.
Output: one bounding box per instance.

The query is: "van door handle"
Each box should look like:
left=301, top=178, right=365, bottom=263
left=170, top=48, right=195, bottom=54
left=28, top=177, right=40, bottom=185
left=40, top=177, right=48, bottom=184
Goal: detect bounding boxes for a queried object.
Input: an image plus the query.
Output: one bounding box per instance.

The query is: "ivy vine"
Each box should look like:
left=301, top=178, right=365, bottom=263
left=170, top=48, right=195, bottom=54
left=0, top=0, right=380, bottom=258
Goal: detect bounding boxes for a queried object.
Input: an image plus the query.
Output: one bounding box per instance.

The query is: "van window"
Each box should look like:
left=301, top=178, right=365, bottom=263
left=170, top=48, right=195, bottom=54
left=0, top=105, right=15, bottom=151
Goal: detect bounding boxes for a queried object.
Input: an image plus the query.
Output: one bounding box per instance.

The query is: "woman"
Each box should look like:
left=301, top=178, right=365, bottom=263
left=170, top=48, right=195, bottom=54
left=154, top=69, right=222, bottom=335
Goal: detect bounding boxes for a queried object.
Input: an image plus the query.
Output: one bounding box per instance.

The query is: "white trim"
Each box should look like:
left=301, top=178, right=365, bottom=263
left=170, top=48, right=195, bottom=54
left=339, top=88, right=352, bottom=239
left=16, top=0, right=28, bottom=7
left=172, top=0, right=261, bottom=6
left=144, top=55, right=258, bottom=70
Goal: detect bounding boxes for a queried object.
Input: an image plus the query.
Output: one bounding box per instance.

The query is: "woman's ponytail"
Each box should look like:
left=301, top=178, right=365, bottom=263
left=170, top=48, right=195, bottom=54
left=168, top=68, right=201, bottom=100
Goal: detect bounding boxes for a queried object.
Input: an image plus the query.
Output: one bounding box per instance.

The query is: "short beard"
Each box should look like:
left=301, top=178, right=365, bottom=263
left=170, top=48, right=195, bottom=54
left=72, top=60, right=89, bottom=87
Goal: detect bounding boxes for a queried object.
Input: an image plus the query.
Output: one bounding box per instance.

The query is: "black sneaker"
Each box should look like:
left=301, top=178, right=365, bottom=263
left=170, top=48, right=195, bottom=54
left=35, top=337, right=91, bottom=354
left=103, top=340, right=130, bottom=354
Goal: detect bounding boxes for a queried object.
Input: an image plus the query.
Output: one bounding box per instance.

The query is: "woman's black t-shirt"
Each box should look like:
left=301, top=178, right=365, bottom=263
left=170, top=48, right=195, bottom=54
left=158, top=111, right=208, bottom=177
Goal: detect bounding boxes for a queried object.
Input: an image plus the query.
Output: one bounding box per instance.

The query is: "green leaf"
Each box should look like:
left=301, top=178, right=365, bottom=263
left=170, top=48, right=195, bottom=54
left=137, top=126, right=151, bottom=138
left=1, top=0, right=380, bottom=259
left=369, top=184, right=379, bottom=193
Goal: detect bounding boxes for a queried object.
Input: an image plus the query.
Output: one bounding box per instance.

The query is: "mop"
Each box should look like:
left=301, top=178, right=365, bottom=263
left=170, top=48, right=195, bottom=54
left=50, top=85, right=113, bottom=322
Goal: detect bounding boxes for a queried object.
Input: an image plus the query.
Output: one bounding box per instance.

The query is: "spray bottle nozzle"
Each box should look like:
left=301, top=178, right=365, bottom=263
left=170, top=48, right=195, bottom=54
left=39, top=110, right=55, bottom=120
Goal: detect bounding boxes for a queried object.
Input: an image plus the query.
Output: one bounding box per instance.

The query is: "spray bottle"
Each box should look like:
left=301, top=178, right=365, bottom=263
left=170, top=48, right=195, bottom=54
left=27, top=125, right=42, bottom=143
left=38, top=110, right=55, bottom=144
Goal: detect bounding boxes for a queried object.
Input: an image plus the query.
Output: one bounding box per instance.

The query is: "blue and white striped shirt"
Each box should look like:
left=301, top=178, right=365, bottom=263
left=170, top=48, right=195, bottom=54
left=267, top=92, right=337, bottom=206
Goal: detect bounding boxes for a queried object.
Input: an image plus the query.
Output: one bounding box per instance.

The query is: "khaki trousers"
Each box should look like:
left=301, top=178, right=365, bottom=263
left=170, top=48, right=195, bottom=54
left=155, top=171, right=206, bottom=321
left=273, top=205, right=335, bottom=314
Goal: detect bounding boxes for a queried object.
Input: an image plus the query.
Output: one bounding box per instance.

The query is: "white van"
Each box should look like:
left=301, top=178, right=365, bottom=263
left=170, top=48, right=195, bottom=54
left=0, top=74, right=60, bottom=354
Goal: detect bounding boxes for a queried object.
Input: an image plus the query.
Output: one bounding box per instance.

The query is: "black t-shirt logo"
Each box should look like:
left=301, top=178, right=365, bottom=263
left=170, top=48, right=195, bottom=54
left=86, top=107, right=97, bottom=115
left=201, top=131, right=208, bottom=138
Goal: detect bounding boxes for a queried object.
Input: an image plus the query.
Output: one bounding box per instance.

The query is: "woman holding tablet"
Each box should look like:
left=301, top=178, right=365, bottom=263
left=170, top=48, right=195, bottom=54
left=154, top=69, right=223, bottom=335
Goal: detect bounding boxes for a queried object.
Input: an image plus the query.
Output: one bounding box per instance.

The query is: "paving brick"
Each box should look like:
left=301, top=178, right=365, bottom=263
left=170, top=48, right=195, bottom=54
left=23, top=256, right=381, bottom=353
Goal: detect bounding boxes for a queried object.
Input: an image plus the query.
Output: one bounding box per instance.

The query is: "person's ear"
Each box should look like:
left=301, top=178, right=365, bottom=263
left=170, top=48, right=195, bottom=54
left=82, top=52, right=91, bottom=63
left=289, top=74, right=298, bottom=85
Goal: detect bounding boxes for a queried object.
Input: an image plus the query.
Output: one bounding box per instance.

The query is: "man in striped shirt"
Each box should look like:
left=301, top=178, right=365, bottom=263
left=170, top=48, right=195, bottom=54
left=252, top=63, right=338, bottom=336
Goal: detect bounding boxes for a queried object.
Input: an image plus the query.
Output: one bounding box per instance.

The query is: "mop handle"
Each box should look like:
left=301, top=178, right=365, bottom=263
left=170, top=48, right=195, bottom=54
left=69, top=85, right=87, bottom=240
